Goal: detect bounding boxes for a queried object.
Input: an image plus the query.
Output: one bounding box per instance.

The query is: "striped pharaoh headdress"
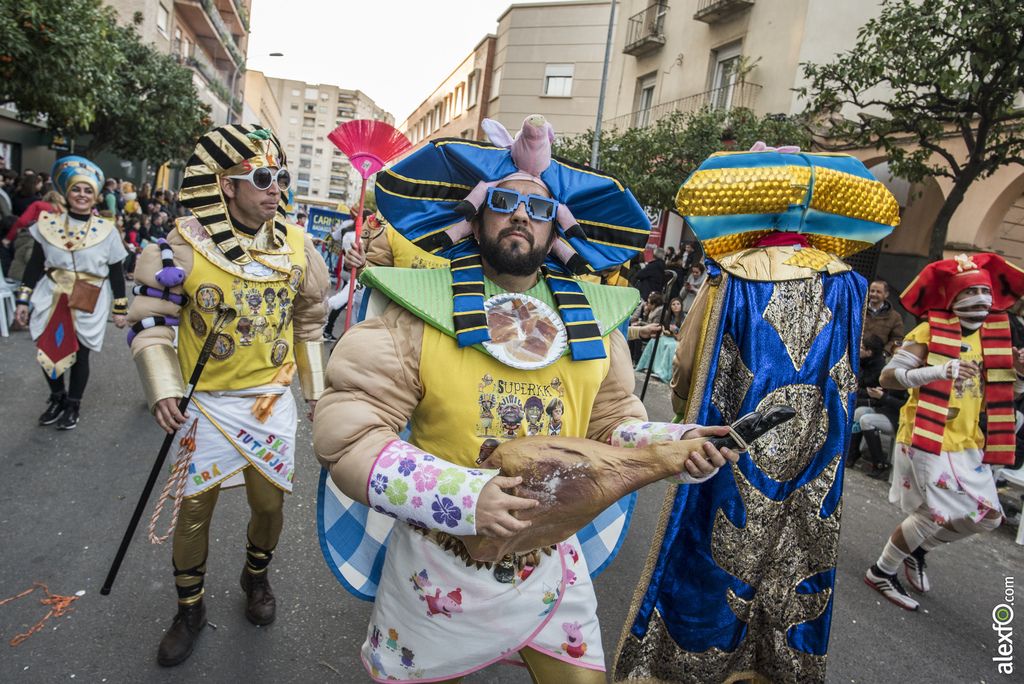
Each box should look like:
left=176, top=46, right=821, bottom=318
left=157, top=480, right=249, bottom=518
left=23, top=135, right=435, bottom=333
left=179, top=124, right=289, bottom=264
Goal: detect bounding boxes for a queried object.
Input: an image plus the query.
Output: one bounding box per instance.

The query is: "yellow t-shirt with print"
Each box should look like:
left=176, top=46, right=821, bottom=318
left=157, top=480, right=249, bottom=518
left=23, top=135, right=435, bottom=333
left=895, top=322, right=985, bottom=452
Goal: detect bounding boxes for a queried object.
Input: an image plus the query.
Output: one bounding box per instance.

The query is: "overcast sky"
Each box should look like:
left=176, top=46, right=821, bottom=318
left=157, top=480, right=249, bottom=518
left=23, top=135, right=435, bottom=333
left=248, top=0, right=518, bottom=123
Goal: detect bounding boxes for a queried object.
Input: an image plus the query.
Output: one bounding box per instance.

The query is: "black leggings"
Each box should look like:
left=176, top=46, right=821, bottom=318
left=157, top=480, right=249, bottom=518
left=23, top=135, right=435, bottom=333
left=43, top=343, right=91, bottom=402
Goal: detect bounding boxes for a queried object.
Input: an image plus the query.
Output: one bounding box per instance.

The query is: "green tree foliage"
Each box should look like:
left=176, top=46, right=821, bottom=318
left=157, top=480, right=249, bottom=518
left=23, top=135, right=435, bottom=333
left=84, top=23, right=212, bottom=161
left=0, top=1, right=211, bottom=163
left=799, top=0, right=1024, bottom=261
left=552, top=107, right=812, bottom=213
left=0, top=0, right=122, bottom=133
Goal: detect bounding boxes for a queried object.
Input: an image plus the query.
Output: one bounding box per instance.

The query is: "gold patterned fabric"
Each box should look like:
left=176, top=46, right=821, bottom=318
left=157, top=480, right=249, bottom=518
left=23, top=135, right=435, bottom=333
left=615, top=254, right=866, bottom=684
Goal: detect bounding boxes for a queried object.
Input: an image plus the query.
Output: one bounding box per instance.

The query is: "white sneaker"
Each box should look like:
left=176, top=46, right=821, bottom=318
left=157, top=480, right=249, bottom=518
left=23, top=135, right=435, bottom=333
left=903, top=549, right=930, bottom=593
left=865, top=565, right=919, bottom=611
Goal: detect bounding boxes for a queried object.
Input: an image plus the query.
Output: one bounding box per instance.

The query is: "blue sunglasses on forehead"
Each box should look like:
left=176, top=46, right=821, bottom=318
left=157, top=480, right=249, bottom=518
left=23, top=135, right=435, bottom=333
left=485, top=187, right=559, bottom=221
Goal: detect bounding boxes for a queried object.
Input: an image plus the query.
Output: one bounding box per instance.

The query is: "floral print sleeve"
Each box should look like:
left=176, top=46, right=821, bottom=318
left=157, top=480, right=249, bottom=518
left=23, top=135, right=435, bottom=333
left=608, top=419, right=719, bottom=485
left=366, top=440, right=499, bottom=535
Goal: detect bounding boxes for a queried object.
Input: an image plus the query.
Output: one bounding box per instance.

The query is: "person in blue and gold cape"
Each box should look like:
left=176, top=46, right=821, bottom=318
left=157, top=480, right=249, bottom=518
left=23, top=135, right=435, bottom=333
left=612, top=145, right=900, bottom=684
left=313, top=115, right=740, bottom=683
left=14, top=156, right=129, bottom=430
left=125, top=125, right=329, bottom=667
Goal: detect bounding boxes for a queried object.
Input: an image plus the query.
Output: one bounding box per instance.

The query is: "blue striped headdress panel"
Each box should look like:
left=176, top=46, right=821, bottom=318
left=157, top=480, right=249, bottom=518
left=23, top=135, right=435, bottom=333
left=376, top=131, right=650, bottom=361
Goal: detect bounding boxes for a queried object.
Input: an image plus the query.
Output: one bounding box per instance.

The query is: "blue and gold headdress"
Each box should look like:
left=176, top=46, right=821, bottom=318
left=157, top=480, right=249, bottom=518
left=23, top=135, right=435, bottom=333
left=51, top=156, right=103, bottom=198
left=376, top=115, right=650, bottom=361
left=677, top=148, right=900, bottom=262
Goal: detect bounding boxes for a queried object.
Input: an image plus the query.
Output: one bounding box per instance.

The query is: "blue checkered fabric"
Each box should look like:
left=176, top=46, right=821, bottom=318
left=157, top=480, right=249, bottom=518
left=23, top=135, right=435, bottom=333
left=317, top=468, right=637, bottom=600
left=316, top=469, right=393, bottom=602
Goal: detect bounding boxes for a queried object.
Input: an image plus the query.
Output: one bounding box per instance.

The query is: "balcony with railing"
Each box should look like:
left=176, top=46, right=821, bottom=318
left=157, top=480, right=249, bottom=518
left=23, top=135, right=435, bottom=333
left=173, top=39, right=241, bottom=110
left=693, top=0, right=755, bottom=24
left=174, top=0, right=244, bottom=69
left=623, top=2, right=668, bottom=57
left=604, top=81, right=761, bottom=131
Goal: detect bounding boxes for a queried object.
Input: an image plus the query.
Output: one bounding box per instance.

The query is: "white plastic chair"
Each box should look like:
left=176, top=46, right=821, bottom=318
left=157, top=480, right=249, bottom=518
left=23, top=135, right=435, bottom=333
left=0, top=260, right=17, bottom=338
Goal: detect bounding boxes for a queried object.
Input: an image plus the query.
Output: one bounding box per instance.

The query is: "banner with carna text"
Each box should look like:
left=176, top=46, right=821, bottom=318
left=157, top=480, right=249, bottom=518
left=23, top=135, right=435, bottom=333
left=307, top=207, right=350, bottom=271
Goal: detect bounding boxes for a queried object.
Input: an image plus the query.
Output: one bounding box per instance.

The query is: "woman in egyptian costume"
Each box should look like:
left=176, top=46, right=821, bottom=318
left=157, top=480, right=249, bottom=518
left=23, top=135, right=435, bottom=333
left=14, top=156, right=129, bottom=429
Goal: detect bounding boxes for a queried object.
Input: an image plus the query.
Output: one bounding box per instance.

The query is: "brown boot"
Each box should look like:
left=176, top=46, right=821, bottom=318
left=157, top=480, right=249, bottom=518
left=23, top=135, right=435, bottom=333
left=157, top=600, right=207, bottom=667
left=240, top=568, right=276, bottom=625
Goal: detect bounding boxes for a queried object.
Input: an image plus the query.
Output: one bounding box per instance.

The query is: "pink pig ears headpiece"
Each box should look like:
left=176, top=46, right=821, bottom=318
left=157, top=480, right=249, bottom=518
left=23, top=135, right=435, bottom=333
left=749, top=140, right=802, bottom=154
left=442, top=116, right=584, bottom=260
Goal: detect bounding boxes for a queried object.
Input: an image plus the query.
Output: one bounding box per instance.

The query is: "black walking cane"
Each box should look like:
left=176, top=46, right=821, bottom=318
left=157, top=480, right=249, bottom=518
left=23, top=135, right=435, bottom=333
left=639, top=270, right=678, bottom=402
left=101, top=304, right=237, bottom=595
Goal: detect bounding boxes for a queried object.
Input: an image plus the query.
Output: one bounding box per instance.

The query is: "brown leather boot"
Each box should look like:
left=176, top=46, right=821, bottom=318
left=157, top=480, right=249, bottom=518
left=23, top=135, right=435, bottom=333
left=240, top=568, right=276, bottom=625
left=157, top=599, right=207, bottom=667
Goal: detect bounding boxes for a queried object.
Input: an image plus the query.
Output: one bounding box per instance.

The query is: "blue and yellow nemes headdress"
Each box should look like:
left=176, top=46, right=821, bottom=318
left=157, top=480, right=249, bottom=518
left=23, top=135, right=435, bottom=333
left=52, top=156, right=103, bottom=198
left=375, top=115, right=651, bottom=361
left=677, top=149, right=900, bottom=261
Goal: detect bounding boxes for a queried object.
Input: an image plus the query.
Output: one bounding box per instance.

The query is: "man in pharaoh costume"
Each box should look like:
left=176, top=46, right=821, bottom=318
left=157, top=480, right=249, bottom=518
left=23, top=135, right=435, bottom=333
left=126, top=125, right=329, bottom=666
left=864, top=254, right=1024, bottom=611
left=613, top=147, right=900, bottom=684
left=313, top=115, right=739, bottom=683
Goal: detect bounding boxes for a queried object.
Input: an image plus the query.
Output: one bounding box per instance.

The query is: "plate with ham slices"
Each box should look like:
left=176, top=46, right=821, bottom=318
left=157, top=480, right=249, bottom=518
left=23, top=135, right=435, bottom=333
left=482, top=293, right=567, bottom=369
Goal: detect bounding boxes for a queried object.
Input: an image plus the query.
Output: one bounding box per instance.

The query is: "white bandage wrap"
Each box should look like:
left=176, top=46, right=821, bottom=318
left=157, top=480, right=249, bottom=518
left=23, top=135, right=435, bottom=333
left=952, top=293, right=992, bottom=329
left=609, top=419, right=719, bottom=484
left=887, top=349, right=957, bottom=388
left=366, top=440, right=498, bottom=535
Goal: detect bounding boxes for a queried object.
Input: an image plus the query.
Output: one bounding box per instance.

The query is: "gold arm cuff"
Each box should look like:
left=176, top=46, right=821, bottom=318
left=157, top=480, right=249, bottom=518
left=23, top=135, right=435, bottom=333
left=294, top=340, right=326, bottom=402
left=134, top=344, right=185, bottom=411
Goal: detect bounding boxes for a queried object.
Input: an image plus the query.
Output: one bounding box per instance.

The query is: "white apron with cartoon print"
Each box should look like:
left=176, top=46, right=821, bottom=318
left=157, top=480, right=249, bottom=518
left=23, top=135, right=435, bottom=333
left=363, top=324, right=612, bottom=681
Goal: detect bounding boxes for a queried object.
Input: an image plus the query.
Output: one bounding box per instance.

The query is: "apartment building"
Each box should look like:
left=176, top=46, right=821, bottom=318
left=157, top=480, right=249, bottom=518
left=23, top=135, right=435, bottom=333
left=605, top=0, right=1024, bottom=289
left=242, top=70, right=282, bottom=138
left=402, top=35, right=497, bottom=155
left=107, top=0, right=251, bottom=126
left=487, top=1, right=614, bottom=138
left=265, top=78, right=394, bottom=207
left=400, top=1, right=614, bottom=151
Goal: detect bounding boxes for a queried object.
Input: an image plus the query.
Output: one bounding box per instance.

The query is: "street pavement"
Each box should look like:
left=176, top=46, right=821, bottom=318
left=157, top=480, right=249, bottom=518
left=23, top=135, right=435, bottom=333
left=1, top=319, right=1022, bottom=683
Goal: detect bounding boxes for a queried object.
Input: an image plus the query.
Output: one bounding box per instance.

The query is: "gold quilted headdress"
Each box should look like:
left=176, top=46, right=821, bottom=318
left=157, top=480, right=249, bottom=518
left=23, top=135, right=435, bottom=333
left=179, top=124, right=289, bottom=265
left=676, top=150, right=900, bottom=261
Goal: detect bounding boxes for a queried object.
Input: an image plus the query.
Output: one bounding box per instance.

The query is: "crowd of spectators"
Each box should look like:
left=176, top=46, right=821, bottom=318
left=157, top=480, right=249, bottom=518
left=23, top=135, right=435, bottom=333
left=0, top=168, right=188, bottom=282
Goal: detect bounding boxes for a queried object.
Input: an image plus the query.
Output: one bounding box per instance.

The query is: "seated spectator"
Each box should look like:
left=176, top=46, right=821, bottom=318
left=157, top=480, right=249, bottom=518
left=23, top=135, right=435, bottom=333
left=636, top=297, right=685, bottom=383
left=629, top=292, right=664, bottom=364
left=862, top=279, right=904, bottom=354
left=681, top=262, right=706, bottom=313
left=849, top=333, right=907, bottom=478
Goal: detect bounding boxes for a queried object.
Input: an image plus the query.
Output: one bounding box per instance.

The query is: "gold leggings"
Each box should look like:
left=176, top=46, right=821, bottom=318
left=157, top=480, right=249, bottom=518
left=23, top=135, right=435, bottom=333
left=430, top=646, right=607, bottom=684
left=172, top=466, right=284, bottom=601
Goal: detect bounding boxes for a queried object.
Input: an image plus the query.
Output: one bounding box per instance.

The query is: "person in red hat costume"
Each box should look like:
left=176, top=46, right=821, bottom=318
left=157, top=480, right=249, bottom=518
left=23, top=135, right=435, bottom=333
left=865, top=253, right=1024, bottom=611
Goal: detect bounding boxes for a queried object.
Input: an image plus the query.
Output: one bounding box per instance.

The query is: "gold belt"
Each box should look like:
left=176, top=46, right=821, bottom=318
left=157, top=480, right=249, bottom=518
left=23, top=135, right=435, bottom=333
left=46, top=268, right=105, bottom=299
